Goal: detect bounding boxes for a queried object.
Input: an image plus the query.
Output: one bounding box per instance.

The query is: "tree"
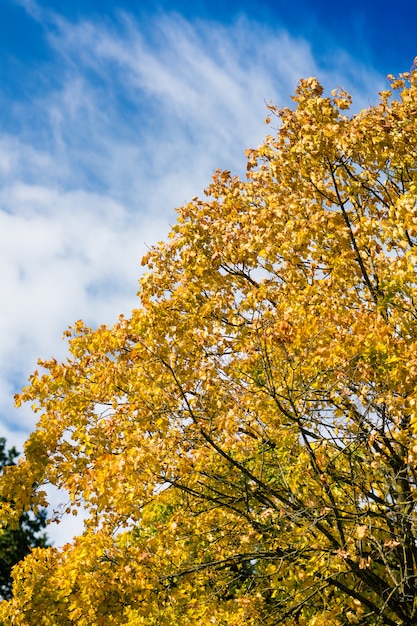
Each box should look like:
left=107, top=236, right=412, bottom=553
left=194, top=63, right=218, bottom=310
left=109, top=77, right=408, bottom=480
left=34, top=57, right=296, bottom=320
left=0, top=438, right=48, bottom=600
left=2, top=65, right=417, bottom=625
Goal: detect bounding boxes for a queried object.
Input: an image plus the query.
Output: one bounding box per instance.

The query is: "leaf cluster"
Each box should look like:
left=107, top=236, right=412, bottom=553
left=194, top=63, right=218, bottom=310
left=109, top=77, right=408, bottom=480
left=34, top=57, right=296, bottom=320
left=0, top=438, right=49, bottom=601
left=3, top=65, right=417, bottom=624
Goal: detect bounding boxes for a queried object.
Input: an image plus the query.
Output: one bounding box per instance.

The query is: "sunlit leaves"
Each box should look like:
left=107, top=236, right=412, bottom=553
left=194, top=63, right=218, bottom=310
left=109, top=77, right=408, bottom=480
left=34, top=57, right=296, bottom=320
left=3, top=65, right=417, bottom=624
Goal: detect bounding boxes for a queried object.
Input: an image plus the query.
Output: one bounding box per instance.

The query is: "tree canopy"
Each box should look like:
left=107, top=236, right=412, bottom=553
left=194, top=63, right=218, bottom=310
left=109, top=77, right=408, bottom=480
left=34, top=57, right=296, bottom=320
left=0, top=438, right=48, bottom=601
left=2, top=66, right=417, bottom=625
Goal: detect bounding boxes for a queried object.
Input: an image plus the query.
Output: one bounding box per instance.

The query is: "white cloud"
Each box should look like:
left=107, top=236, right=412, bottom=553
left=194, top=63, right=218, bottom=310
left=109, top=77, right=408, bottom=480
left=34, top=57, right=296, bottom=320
left=0, top=6, right=384, bottom=544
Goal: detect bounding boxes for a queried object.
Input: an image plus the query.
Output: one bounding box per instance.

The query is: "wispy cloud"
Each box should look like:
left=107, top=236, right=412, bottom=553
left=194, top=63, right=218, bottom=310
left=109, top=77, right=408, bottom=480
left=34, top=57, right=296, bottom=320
left=0, top=3, right=384, bottom=543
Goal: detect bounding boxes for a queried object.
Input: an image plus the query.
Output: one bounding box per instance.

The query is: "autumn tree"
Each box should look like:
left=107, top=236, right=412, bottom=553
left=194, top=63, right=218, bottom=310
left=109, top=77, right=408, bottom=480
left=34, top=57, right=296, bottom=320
left=3, top=64, right=417, bottom=625
left=0, top=438, right=48, bottom=600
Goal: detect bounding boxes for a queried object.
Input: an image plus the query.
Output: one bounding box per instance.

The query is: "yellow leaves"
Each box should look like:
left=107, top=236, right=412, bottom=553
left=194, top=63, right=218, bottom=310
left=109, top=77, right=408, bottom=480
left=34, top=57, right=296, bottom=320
left=5, top=67, right=417, bottom=625
left=331, top=87, right=352, bottom=110
left=355, top=525, right=368, bottom=540
left=358, top=556, right=372, bottom=570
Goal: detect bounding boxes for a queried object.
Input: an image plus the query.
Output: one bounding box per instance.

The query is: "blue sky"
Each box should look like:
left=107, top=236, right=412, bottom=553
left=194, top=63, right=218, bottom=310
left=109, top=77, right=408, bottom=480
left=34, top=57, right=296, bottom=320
left=2, top=0, right=416, bottom=81
left=0, top=0, right=416, bottom=543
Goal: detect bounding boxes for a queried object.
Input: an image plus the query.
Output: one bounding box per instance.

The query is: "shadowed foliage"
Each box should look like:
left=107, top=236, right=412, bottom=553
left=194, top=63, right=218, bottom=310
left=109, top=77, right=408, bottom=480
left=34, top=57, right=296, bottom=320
left=0, top=438, right=49, bottom=600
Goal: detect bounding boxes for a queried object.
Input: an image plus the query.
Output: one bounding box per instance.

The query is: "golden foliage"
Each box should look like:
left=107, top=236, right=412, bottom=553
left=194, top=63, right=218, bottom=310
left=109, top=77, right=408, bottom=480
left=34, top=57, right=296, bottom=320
left=3, top=66, right=417, bottom=624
